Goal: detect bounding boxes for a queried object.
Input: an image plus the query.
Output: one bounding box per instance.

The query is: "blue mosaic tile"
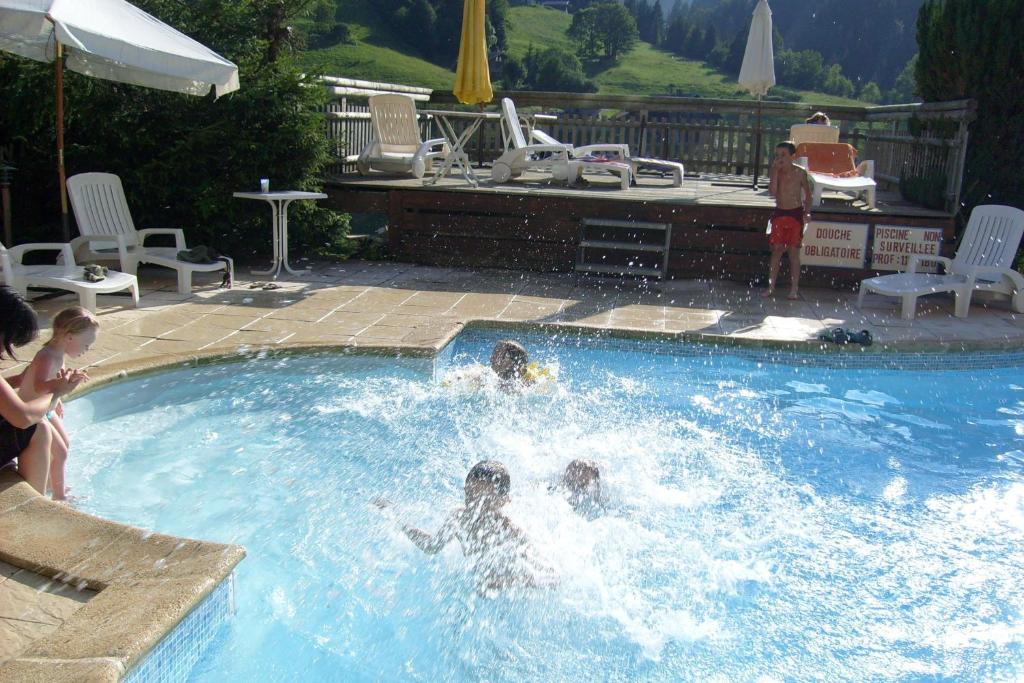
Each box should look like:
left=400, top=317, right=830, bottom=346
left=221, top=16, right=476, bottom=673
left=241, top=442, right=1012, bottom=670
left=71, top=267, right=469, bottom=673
left=124, top=575, right=234, bottom=683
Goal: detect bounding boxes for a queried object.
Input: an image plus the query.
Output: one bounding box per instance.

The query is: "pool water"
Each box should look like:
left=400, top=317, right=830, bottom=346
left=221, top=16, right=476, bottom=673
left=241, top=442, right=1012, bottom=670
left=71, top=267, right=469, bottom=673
left=66, top=331, right=1024, bottom=681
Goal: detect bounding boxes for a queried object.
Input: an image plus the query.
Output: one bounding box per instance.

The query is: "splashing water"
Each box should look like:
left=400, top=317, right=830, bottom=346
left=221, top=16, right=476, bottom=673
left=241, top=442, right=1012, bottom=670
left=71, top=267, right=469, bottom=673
left=66, top=331, right=1024, bottom=681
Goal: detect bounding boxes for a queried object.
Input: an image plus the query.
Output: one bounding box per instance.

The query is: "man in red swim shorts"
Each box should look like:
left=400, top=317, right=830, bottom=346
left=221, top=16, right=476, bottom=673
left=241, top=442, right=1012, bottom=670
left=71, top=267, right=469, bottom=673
left=763, top=141, right=812, bottom=300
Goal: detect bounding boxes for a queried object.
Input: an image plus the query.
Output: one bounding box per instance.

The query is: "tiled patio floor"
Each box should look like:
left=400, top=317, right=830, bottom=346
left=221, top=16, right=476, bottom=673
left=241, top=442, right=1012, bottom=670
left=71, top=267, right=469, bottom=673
left=4, top=259, right=1024, bottom=384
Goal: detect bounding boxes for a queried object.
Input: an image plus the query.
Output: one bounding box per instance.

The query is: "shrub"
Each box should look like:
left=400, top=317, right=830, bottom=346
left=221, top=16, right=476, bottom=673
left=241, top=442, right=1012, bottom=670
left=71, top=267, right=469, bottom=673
left=0, top=0, right=353, bottom=259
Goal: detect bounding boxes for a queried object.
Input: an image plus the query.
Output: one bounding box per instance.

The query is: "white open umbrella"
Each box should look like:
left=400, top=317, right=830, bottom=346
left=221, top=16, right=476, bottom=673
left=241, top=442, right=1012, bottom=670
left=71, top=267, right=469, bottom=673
left=738, top=0, right=775, bottom=189
left=0, top=0, right=240, bottom=237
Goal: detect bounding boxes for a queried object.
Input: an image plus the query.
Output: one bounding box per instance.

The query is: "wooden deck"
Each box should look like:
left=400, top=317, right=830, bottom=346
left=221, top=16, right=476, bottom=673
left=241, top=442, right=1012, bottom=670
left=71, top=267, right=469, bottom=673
left=323, top=169, right=955, bottom=288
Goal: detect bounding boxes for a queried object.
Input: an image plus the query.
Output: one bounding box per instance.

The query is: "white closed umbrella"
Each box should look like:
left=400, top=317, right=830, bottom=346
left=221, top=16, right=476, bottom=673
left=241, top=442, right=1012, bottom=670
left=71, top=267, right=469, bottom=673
left=738, top=0, right=775, bottom=188
left=0, top=0, right=240, bottom=237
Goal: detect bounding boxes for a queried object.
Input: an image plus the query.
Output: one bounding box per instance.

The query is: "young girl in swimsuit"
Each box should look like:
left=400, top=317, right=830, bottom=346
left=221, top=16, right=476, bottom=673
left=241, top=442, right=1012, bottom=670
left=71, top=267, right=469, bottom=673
left=18, top=307, right=98, bottom=500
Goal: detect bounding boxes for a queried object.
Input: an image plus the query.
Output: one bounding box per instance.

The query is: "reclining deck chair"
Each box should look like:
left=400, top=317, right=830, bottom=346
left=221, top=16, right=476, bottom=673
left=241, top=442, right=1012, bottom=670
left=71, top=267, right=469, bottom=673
left=789, top=123, right=840, bottom=146
left=857, top=205, right=1024, bottom=320
left=1, top=241, right=138, bottom=312
left=356, top=94, right=448, bottom=179
left=493, top=98, right=683, bottom=189
left=67, top=173, right=232, bottom=294
left=490, top=98, right=576, bottom=184
left=796, top=142, right=876, bottom=209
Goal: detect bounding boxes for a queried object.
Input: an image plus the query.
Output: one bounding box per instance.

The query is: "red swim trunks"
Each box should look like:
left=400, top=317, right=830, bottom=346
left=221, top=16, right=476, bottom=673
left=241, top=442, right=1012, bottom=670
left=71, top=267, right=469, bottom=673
left=768, top=208, right=805, bottom=247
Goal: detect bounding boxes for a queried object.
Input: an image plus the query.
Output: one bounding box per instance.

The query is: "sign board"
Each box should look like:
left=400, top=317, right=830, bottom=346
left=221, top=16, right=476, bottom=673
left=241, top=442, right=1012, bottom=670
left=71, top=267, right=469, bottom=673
left=800, top=221, right=869, bottom=268
left=871, top=225, right=943, bottom=271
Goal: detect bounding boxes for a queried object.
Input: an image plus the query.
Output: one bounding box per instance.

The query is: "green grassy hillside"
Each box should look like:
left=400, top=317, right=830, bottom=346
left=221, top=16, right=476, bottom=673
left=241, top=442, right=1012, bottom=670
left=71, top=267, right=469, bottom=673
left=302, top=3, right=864, bottom=106
left=298, top=0, right=455, bottom=89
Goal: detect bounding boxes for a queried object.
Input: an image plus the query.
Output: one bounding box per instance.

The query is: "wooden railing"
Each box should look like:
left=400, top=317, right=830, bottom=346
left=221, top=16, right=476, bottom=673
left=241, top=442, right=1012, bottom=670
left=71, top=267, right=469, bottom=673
left=322, top=83, right=975, bottom=212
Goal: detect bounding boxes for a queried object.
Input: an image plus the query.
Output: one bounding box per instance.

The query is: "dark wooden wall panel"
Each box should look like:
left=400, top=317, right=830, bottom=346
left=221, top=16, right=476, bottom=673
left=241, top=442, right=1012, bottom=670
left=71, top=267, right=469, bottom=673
left=325, top=183, right=957, bottom=288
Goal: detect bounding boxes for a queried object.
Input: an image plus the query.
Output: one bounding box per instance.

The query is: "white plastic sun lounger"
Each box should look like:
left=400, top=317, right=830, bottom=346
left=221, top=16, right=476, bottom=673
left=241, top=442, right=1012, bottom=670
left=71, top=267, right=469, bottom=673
left=857, top=204, right=1024, bottom=319
left=356, top=94, right=448, bottom=179
left=67, top=173, right=233, bottom=294
left=2, top=241, right=139, bottom=312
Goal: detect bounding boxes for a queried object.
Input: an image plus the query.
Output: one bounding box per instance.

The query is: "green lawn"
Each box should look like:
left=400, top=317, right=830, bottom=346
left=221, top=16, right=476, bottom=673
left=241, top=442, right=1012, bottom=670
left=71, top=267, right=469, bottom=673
left=302, top=3, right=864, bottom=106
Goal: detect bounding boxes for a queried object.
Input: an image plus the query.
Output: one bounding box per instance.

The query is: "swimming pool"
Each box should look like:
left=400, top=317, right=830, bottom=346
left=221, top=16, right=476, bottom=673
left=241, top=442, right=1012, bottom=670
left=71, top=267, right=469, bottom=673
left=67, top=330, right=1024, bottom=681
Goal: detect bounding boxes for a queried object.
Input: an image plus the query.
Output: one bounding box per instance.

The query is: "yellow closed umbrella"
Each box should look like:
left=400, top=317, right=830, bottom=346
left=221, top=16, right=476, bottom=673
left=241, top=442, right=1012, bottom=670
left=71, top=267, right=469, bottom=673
left=453, top=0, right=492, bottom=105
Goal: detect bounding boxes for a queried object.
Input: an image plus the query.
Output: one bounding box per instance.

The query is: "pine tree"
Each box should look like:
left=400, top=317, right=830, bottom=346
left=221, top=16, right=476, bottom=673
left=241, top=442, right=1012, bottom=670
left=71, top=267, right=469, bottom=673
left=916, top=0, right=1024, bottom=212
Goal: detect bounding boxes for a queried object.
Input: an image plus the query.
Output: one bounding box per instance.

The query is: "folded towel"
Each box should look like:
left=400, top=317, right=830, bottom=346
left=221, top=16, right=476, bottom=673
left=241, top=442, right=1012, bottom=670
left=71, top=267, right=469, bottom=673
left=82, top=264, right=107, bottom=282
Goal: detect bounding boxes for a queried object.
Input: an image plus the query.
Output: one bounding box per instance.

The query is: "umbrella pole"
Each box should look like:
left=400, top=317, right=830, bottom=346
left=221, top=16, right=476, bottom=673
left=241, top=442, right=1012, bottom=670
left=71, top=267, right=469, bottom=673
left=752, top=94, right=763, bottom=190
left=55, top=39, right=70, bottom=241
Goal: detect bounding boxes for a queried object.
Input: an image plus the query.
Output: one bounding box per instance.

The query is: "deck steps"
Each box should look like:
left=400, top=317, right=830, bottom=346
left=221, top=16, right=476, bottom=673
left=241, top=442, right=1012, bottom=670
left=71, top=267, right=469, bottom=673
left=575, top=218, right=672, bottom=280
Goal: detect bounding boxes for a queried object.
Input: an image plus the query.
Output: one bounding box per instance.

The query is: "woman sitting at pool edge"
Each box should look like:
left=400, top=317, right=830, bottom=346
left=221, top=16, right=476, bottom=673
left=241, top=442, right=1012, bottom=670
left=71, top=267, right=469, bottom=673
left=0, top=286, right=87, bottom=494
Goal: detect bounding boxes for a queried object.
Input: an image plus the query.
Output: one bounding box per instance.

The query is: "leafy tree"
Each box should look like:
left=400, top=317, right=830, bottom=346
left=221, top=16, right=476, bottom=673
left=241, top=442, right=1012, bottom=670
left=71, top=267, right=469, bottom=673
left=503, top=54, right=527, bottom=89
left=916, top=0, right=1024, bottom=211
left=775, top=49, right=824, bottom=90
left=522, top=47, right=597, bottom=92
left=568, top=2, right=638, bottom=62
left=821, top=63, right=854, bottom=98
left=886, top=55, right=918, bottom=103
left=0, top=0, right=351, bottom=256
left=396, top=0, right=438, bottom=58
left=858, top=81, right=882, bottom=103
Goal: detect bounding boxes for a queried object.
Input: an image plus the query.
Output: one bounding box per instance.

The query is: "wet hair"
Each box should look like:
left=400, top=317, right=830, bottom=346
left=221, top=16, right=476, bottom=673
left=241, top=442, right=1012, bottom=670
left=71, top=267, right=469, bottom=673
left=562, top=459, right=600, bottom=491
left=776, top=141, right=797, bottom=155
left=805, top=111, right=831, bottom=125
left=0, top=285, right=39, bottom=360
left=49, top=306, right=99, bottom=343
left=490, top=339, right=529, bottom=381
left=466, top=460, right=511, bottom=498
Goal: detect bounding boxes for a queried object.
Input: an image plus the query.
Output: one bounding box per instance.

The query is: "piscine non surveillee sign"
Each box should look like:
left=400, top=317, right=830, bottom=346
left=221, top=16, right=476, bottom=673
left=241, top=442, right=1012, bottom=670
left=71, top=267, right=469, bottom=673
left=871, top=225, right=943, bottom=272
left=800, top=222, right=944, bottom=271
left=801, top=221, right=869, bottom=268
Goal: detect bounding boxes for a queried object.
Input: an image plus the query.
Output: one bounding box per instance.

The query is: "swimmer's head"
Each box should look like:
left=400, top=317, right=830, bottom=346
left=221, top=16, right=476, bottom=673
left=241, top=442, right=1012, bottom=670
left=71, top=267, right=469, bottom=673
left=562, top=459, right=600, bottom=496
left=465, top=460, right=511, bottom=508
left=490, top=340, right=529, bottom=381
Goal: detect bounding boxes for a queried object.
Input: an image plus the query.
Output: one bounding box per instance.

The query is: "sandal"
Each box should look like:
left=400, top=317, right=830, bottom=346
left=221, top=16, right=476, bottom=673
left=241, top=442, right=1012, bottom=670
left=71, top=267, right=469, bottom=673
left=817, top=327, right=849, bottom=344
left=848, top=329, right=873, bottom=346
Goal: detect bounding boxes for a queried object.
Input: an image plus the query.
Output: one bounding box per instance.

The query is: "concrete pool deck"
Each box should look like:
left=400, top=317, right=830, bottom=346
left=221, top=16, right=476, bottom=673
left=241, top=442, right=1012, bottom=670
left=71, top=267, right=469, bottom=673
left=2, top=259, right=1024, bottom=681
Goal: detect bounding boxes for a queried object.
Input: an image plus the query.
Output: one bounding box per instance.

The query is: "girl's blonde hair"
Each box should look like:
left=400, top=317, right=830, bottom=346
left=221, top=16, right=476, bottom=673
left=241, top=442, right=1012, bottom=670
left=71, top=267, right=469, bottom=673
left=49, top=306, right=99, bottom=342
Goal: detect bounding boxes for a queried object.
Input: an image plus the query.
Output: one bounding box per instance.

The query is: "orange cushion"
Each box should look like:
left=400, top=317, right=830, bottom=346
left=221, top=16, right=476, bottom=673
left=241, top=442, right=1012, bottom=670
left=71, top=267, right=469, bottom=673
left=795, top=142, right=859, bottom=178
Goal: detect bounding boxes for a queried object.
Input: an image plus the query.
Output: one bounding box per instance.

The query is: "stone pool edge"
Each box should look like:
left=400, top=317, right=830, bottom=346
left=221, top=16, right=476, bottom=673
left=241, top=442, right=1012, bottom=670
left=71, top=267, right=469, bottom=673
left=4, top=317, right=1024, bottom=682
left=0, top=467, right=245, bottom=682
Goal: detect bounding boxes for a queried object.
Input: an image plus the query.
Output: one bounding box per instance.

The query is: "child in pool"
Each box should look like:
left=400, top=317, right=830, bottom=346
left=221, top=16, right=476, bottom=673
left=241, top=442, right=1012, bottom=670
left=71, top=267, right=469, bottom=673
left=490, top=340, right=554, bottom=388
left=18, top=307, right=98, bottom=501
left=490, top=340, right=530, bottom=384
left=376, top=460, right=554, bottom=593
left=558, top=459, right=606, bottom=516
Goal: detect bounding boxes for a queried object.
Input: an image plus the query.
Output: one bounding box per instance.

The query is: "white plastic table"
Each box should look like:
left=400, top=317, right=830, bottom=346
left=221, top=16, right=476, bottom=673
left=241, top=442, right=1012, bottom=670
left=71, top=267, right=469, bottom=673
left=421, top=109, right=501, bottom=187
left=233, top=191, right=327, bottom=278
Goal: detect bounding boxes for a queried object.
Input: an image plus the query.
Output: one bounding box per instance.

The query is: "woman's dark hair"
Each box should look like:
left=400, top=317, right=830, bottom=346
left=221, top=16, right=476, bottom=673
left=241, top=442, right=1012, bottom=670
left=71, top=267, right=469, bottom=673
left=0, top=286, right=39, bottom=360
left=466, top=460, right=511, bottom=498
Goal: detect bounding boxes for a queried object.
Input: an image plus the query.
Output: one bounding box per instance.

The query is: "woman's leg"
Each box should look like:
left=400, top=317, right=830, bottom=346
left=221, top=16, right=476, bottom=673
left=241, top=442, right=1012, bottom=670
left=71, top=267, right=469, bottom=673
left=17, top=421, right=52, bottom=495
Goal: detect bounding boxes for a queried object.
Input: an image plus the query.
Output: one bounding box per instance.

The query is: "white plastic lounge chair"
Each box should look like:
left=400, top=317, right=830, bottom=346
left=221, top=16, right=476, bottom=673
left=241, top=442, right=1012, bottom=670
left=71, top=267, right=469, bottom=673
left=491, top=98, right=574, bottom=184
left=356, top=94, right=448, bottom=179
left=796, top=142, right=877, bottom=209
left=496, top=99, right=683, bottom=189
left=66, top=173, right=233, bottom=295
left=789, top=124, right=840, bottom=146
left=857, top=205, right=1024, bottom=320
left=1, top=241, right=138, bottom=312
